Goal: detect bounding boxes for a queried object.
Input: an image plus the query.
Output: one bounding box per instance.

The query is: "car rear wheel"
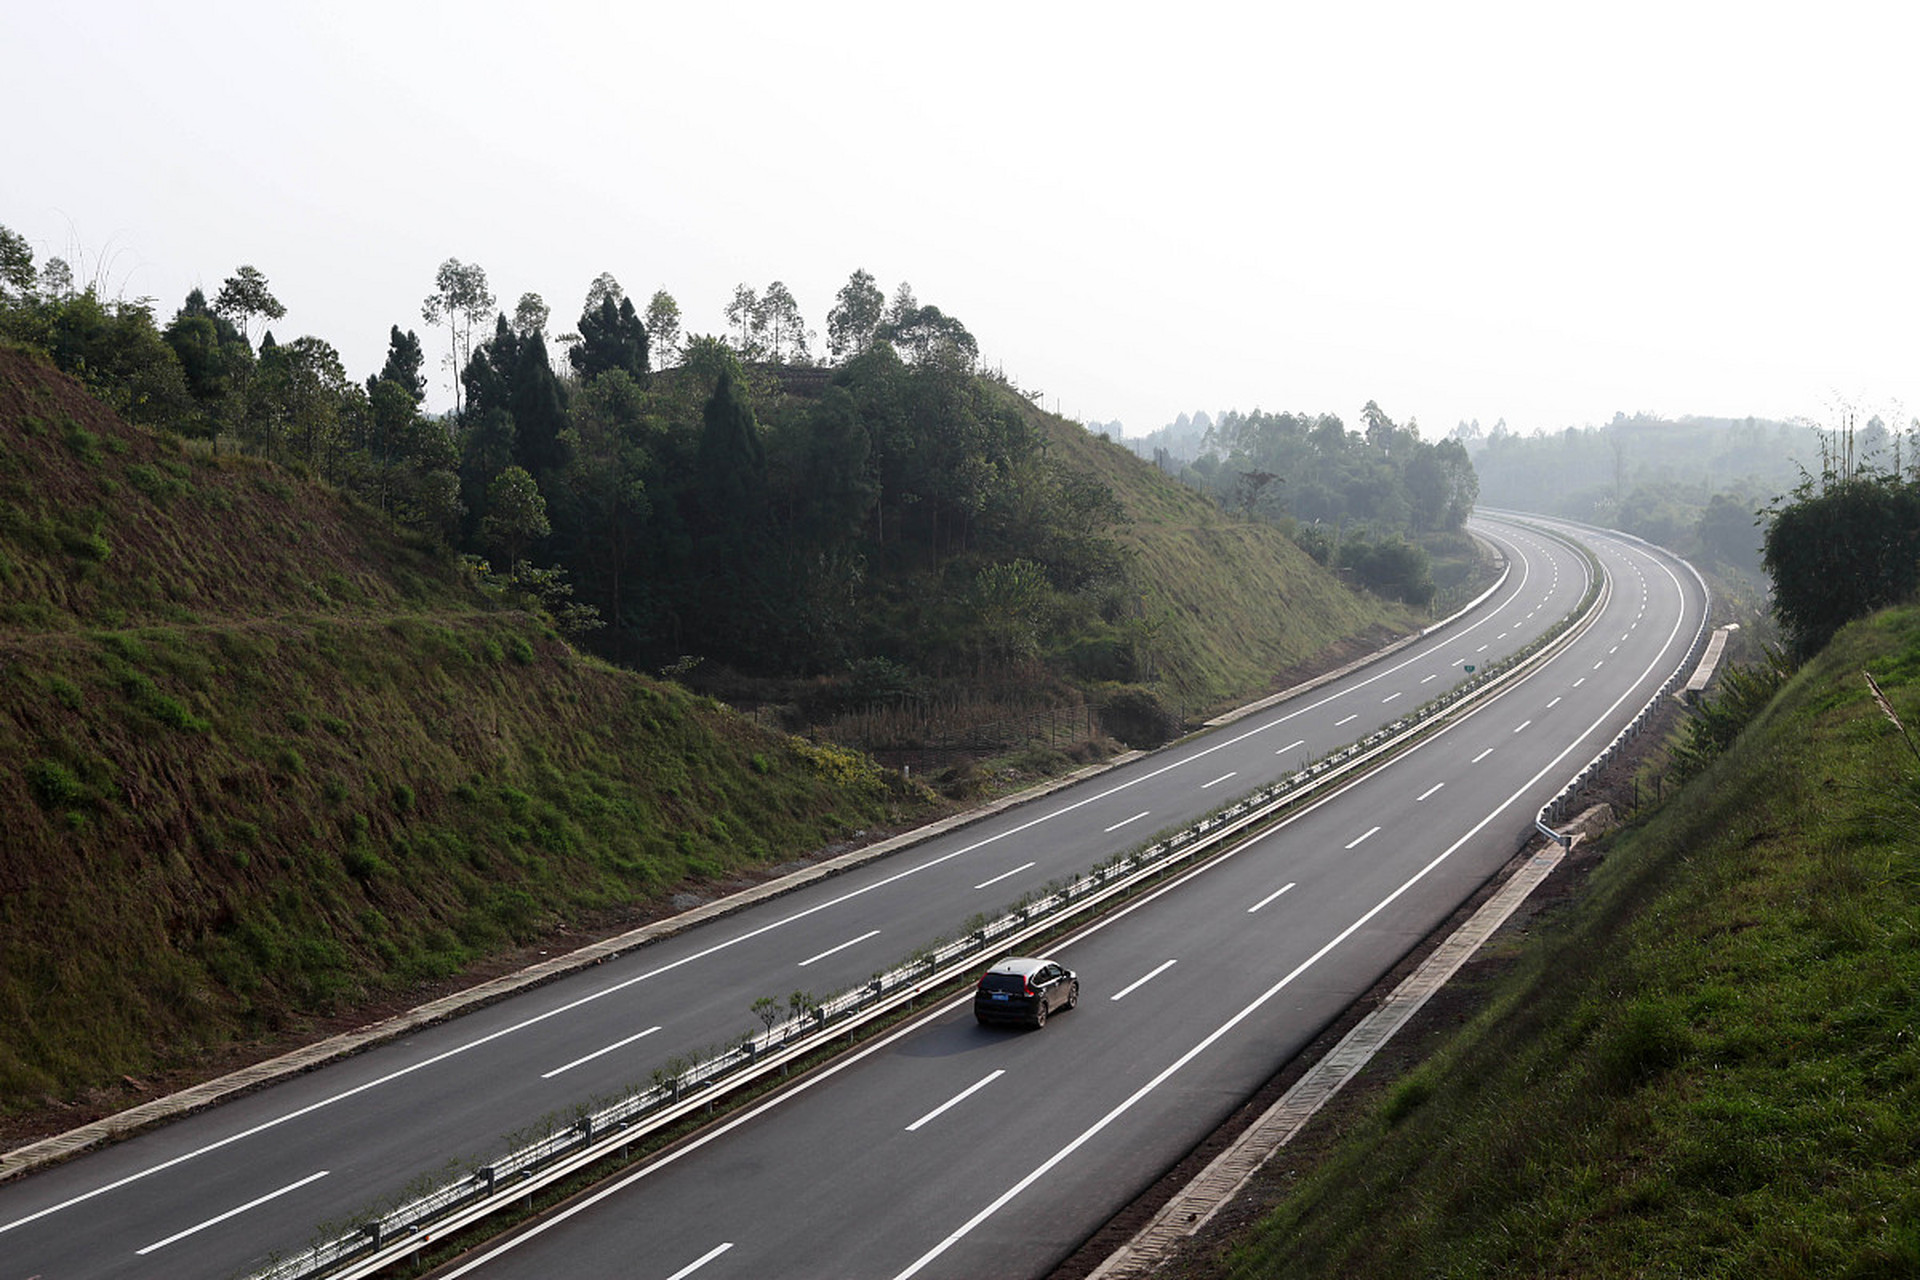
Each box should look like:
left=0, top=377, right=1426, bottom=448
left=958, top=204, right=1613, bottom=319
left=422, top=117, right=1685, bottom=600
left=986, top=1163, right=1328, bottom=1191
left=1066, top=981, right=1079, bottom=1010
left=1032, top=997, right=1048, bottom=1028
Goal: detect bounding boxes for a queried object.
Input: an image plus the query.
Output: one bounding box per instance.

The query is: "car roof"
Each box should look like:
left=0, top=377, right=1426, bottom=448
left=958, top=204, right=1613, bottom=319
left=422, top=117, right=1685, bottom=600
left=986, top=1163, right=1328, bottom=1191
left=987, top=956, right=1053, bottom=976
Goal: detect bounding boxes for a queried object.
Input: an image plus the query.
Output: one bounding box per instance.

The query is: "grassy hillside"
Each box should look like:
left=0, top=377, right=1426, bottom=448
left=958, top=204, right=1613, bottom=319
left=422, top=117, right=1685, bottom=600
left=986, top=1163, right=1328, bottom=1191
left=1031, top=406, right=1419, bottom=710
left=1195, top=605, right=1920, bottom=1277
left=0, top=347, right=928, bottom=1118
left=0, top=348, right=1434, bottom=1137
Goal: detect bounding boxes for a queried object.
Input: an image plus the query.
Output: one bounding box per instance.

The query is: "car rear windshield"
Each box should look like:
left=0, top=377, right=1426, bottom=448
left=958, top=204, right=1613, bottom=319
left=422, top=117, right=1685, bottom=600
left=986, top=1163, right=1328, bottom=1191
left=980, top=973, right=1030, bottom=993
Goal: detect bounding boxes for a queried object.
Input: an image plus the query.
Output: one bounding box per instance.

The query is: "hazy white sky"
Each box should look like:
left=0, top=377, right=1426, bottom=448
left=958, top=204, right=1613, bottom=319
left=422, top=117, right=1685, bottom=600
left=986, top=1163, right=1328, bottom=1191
left=6, top=2, right=1915, bottom=438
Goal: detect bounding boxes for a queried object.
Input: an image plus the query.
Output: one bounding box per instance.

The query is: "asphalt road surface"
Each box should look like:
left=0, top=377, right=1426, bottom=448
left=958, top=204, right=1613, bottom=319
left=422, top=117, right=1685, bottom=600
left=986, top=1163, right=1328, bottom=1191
left=0, top=514, right=1691, bottom=1280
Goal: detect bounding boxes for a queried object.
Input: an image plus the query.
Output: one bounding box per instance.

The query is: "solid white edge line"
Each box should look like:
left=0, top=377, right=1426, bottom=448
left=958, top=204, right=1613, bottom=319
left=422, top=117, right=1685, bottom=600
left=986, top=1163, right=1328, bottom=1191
left=798, top=930, right=881, bottom=968
left=892, top=547, right=1697, bottom=1279
left=663, top=1242, right=733, bottom=1280
left=5, top=522, right=1559, bottom=1242
left=541, top=1026, right=663, bottom=1080
left=906, top=1070, right=1007, bottom=1132
left=1110, top=960, right=1178, bottom=1001
left=973, top=861, right=1037, bottom=890
left=1246, top=882, right=1297, bottom=914
left=136, top=1170, right=329, bottom=1254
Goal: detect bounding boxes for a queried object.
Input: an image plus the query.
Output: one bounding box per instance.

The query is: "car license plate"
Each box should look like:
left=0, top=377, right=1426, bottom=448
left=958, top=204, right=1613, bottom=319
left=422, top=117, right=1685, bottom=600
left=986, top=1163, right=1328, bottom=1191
left=991, top=992, right=1009, bottom=1001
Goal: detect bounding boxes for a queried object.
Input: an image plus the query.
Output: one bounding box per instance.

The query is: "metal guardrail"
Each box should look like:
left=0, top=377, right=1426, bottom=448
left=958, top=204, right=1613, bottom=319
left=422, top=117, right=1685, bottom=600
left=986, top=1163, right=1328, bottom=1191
left=1534, top=525, right=1713, bottom=846
left=244, top=526, right=1612, bottom=1280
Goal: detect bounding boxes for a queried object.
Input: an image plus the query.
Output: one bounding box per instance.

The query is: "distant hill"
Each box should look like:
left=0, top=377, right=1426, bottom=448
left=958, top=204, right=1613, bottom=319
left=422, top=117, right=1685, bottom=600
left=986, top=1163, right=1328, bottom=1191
left=0, top=346, right=926, bottom=1119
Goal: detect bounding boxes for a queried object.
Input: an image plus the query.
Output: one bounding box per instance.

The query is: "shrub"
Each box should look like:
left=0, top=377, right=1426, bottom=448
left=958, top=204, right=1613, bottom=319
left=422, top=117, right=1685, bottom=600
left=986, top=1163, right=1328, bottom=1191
left=25, top=758, right=86, bottom=809
left=1099, top=686, right=1178, bottom=748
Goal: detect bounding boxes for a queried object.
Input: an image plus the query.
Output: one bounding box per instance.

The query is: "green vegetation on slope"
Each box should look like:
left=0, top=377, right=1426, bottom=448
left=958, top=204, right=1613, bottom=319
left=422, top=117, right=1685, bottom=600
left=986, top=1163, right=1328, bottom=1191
left=0, top=348, right=926, bottom=1112
left=1208, top=606, right=1920, bottom=1278
left=1037, top=414, right=1419, bottom=709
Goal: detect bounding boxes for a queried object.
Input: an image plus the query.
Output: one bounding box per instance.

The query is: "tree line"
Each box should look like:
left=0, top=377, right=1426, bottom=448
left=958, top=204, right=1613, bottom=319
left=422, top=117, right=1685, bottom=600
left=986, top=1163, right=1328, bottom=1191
left=0, top=232, right=1127, bottom=690
left=1174, top=401, right=1479, bottom=606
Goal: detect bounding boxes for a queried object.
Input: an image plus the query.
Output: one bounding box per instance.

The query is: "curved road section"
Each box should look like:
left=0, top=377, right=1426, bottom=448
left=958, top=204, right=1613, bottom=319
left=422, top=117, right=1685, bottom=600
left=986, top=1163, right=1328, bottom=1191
left=0, top=516, right=1647, bottom=1279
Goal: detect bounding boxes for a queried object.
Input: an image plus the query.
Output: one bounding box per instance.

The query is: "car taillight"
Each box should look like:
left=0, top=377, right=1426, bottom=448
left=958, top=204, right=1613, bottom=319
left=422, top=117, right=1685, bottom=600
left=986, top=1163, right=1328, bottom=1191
left=1023, top=979, right=1036, bottom=996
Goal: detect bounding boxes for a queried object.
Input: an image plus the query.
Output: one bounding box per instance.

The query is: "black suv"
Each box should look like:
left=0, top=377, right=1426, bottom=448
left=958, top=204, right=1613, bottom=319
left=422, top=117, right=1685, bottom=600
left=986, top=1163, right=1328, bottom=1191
left=974, top=956, right=1078, bottom=1028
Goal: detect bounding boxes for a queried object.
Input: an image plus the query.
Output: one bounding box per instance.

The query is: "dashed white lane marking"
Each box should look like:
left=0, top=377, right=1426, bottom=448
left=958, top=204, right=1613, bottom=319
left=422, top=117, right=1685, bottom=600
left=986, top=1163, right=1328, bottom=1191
left=974, top=861, right=1037, bottom=889
left=542, top=1026, right=662, bottom=1080
left=665, top=1244, right=733, bottom=1280
left=907, top=1071, right=1006, bottom=1132
left=1111, top=960, right=1178, bottom=1001
left=798, top=930, right=880, bottom=967
left=137, top=1170, right=329, bottom=1255
left=1247, top=882, right=1297, bottom=914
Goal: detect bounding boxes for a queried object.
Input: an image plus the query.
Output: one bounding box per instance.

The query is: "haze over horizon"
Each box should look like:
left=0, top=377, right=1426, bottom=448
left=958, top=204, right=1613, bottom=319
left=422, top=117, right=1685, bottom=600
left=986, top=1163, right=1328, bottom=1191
left=6, top=2, right=1915, bottom=440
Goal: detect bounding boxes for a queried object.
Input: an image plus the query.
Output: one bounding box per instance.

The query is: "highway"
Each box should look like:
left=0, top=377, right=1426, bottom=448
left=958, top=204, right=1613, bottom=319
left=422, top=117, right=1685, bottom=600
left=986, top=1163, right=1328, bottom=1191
left=0, top=515, right=1666, bottom=1279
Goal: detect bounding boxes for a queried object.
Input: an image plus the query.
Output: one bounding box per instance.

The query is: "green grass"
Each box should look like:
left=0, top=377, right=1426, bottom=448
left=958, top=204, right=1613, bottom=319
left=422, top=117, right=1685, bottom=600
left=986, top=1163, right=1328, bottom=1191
left=1208, top=606, right=1920, bottom=1278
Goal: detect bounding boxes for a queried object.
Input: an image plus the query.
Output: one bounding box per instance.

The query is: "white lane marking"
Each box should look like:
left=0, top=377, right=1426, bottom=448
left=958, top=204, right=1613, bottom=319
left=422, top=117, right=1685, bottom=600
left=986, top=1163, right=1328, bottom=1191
left=1110, top=960, right=1178, bottom=1001
left=1513, top=720, right=1532, bottom=734
left=1382, top=692, right=1402, bottom=703
left=136, top=1170, right=329, bottom=1254
left=1547, top=696, right=1562, bottom=708
left=665, top=1243, right=733, bottom=1280
left=1476, top=644, right=1489, bottom=653
left=2, top=523, right=1559, bottom=1238
left=1420, top=673, right=1438, bottom=684
left=1471, top=748, right=1493, bottom=763
left=1416, top=782, right=1445, bottom=801
left=974, top=861, right=1037, bottom=889
left=1594, top=660, right=1605, bottom=669
left=1574, top=677, right=1587, bottom=687
left=1202, top=772, right=1237, bottom=789
left=1335, top=714, right=1359, bottom=726
left=1246, top=882, right=1296, bottom=913
left=892, top=552, right=1699, bottom=1280
left=1103, top=811, right=1149, bottom=834
left=907, top=1070, right=1006, bottom=1132
left=798, top=930, right=881, bottom=967
left=1344, top=826, right=1381, bottom=850
left=1275, top=740, right=1305, bottom=755
left=542, top=1026, right=662, bottom=1080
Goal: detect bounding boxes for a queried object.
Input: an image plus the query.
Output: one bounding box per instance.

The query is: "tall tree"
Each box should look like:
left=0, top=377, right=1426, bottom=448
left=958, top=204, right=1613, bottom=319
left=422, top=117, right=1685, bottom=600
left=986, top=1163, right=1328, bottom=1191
left=570, top=293, right=650, bottom=386
left=481, top=465, right=552, bottom=569
left=584, top=272, right=623, bottom=312
left=724, top=283, right=762, bottom=357
left=372, top=325, right=427, bottom=403
left=213, top=265, right=285, bottom=344
left=757, top=281, right=811, bottom=364
left=421, top=258, right=495, bottom=414
left=513, top=291, right=550, bottom=338
left=644, top=289, right=682, bottom=368
left=0, top=224, right=33, bottom=303
left=826, top=268, right=885, bottom=362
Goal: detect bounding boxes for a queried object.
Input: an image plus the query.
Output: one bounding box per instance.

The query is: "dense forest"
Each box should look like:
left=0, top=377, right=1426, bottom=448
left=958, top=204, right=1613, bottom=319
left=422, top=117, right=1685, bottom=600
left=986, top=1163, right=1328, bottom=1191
left=0, top=232, right=1438, bottom=757
left=0, top=242, right=1128, bottom=688
left=1128, top=403, right=1480, bottom=608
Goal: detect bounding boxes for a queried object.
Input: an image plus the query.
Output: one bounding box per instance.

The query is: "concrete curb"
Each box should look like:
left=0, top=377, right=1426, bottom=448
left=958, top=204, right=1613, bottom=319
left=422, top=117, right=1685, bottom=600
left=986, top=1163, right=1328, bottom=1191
left=1086, top=806, right=1613, bottom=1279
left=0, top=748, right=1150, bottom=1184
left=1, top=539, right=1516, bottom=1183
